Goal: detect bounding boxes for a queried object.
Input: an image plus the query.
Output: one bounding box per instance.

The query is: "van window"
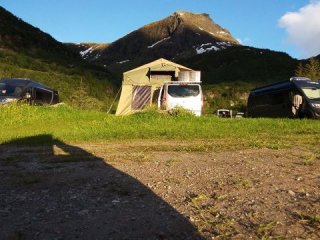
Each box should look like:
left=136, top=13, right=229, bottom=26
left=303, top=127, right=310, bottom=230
left=168, top=85, right=200, bottom=97
left=271, top=91, right=285, bottom=105
left=251, top=94, right=272, bottom=107
left=0, top=83, right=23, bottom=97
left=34, top=88, right=53, bottom=104
left=301, top=87, right=320, bottom=100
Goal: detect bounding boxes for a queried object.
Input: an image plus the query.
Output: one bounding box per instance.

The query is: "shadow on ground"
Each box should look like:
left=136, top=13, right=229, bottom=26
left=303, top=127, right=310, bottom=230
left=0, top=135, right=203, bottom=240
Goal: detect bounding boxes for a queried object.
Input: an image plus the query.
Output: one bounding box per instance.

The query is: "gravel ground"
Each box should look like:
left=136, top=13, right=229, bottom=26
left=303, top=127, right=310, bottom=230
left=0, top=138, right=319, bottom=239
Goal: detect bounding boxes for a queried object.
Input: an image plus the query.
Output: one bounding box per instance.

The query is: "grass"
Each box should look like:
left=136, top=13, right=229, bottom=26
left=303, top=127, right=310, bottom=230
left=293, top=211, right=320, bottom=224
left=233, top=176, right=253, bottom=188
left=1, top=104, right=320, bottom=147
left=302, top=154, right=317, bottom=166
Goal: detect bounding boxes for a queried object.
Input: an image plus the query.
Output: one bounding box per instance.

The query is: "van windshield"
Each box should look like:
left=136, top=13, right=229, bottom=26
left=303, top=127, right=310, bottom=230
left=301, top=87, right=320, bottom=100
left=0, top=83, right=16, bottom=96
left=0, top=82, right=27, bottom=97
left=168, top=85, right=200, bottom=97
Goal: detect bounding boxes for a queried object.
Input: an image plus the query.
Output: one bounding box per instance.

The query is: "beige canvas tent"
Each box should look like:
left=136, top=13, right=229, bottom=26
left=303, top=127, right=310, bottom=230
left=116, top=58, right=194, bottom=115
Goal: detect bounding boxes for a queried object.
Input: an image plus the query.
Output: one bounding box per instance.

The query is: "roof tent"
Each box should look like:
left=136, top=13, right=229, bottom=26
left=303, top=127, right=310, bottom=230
left=116, top=58, right=193, bottom=115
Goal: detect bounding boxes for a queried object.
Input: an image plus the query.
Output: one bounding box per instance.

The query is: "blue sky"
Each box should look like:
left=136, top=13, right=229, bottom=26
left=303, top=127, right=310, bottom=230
left=1, top=0, right=320, bottom=59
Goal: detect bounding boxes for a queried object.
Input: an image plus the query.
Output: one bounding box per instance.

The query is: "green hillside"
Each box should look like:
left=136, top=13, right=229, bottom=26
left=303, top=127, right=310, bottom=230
left=180, top=46, right=298, bottom=84
left=0, top=6, right=118, bottom=111
left=179, top=46, right=299, bottom=113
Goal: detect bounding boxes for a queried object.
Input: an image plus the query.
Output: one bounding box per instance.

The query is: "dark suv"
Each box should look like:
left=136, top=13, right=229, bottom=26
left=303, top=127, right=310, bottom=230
left=0, top=78, right=59, bottom=105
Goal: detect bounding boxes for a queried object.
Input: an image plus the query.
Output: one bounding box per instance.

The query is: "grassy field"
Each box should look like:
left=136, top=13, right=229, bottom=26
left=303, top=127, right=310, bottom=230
left=1, top=104, right=320, bottom=149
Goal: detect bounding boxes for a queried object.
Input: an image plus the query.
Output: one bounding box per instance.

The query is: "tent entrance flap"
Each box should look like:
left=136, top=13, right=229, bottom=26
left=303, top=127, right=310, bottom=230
left=131, top=85, right=151, bottom=110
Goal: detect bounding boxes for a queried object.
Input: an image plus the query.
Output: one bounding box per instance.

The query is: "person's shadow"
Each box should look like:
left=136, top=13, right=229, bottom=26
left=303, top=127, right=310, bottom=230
left=0, top=135, right=203, bottom=240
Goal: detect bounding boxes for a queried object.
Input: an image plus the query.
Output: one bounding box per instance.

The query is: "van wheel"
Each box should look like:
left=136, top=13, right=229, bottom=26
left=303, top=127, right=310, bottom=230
left=300, top=112, right=313, bottom=119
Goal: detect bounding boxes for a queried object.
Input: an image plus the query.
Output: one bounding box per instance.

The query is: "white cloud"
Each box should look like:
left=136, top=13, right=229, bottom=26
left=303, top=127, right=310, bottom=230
left=279, top=1, right=320, bottom=58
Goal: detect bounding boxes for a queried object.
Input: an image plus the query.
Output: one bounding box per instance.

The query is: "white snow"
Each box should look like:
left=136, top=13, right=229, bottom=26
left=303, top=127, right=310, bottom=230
left=198, top=27, right=204, bottom=31
left=117, top=60, right=130, bottom=64
left=216, top=42, right=232, bottom=47
left=217, top=31, right=228, bottom=35
left=196, top=43, right=220, bottom=54
left=80, top=47, right=94, bottom=58
left=199, top=43, right=213, bottom=47
left=147, top=37, right=171, bottom=48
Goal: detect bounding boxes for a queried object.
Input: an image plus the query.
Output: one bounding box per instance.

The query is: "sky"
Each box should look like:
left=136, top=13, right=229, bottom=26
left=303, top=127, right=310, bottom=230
left=1, top=0, right=320, bottom=59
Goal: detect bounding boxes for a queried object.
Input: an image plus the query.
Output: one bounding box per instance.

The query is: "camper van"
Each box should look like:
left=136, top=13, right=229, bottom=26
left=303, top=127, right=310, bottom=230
left=0, top=78, right=59, bottom=105
left=247, top=77, right=320, bottom=119
left=158, top=82, right=203, bottom=116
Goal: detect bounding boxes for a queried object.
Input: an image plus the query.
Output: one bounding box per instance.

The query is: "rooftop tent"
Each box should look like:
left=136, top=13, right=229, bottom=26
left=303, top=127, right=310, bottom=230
left=116, top=58, right=193, bottom=115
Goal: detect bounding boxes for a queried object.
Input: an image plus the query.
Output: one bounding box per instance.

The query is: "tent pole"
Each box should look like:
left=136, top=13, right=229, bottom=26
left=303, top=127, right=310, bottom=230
left=107, top=87, right=121, bottom=114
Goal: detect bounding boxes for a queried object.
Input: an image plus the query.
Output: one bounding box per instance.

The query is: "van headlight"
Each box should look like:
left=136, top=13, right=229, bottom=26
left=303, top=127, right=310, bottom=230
left=311, top=103, right=320, bottom=108
left=25, top=92, right=31, bottom=99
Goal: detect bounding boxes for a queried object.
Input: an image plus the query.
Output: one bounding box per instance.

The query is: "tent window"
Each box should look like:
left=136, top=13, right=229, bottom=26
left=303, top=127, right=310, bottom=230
left=150, top=71, right=175, bottom=81
left=132, top=86, right=151, bottom=110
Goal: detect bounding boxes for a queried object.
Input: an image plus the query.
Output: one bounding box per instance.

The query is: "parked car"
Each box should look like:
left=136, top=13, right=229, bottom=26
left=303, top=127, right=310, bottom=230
left=0, top=78, right=59, bottom=105
left=235, top=112, right=245, bottom=118
left=217, top=109, right=232, bottom=118
left=157, top=82, right=203, bottom=116
left=247, top=77, right=320, bottom=119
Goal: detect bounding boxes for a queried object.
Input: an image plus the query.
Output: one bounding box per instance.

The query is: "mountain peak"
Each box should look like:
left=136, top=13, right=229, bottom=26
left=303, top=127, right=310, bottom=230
left=68, top=11, right=240, bottom=71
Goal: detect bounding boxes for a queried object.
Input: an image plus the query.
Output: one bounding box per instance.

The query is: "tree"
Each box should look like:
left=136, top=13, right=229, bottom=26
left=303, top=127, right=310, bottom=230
left=295, top=62, right=305, bottom=77
left=305, top=58, right=320, bottom=80
left=70, top=78, right=103, bottom=110
left=295, top=58, right=320, bottom=80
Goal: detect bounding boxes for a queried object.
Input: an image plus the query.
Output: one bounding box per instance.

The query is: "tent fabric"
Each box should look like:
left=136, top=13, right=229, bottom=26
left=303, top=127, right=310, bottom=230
left=132, top=86, right=151, bottom=110
left=116, top=58, right=193, bottom=115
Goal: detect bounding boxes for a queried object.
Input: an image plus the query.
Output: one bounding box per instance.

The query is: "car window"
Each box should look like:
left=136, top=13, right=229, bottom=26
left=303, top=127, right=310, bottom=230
left=301, top=87, right=320, bottom=100
left=167, top=85, right=200, bottom=97
left=0, top=83, right=16, bottom=96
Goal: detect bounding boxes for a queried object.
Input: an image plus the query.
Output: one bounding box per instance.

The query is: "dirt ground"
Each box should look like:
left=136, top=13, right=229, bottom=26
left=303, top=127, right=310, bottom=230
left=0, top=137, right=319, bottom=239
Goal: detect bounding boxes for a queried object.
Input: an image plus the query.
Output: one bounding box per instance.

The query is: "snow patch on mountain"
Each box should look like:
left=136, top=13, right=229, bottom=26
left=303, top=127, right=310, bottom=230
left=196, top=43, right=219, bottom=54
left=147, top=37, right=171, bottom=48
left=80, top=47, right=94, bottom=58
left=117, top=60, right=130, bottom=64
left=195, top=42, right=232, bottom=55
left=218, top=31, right=228, bottom=35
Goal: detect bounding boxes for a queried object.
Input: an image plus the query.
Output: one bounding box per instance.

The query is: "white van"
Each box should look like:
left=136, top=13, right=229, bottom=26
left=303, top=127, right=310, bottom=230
left=157, top=82, right=203, bottom=116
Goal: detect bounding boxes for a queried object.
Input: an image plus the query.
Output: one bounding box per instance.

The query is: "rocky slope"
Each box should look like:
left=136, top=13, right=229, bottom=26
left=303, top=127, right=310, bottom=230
left=69, top=11, right=239, bottom=71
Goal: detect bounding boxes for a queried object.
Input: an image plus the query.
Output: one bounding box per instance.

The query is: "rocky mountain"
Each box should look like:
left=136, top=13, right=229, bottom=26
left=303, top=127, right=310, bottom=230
left=68, top=11, right=240, bottom=71
left=65, top=43, right=110, bottom=62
